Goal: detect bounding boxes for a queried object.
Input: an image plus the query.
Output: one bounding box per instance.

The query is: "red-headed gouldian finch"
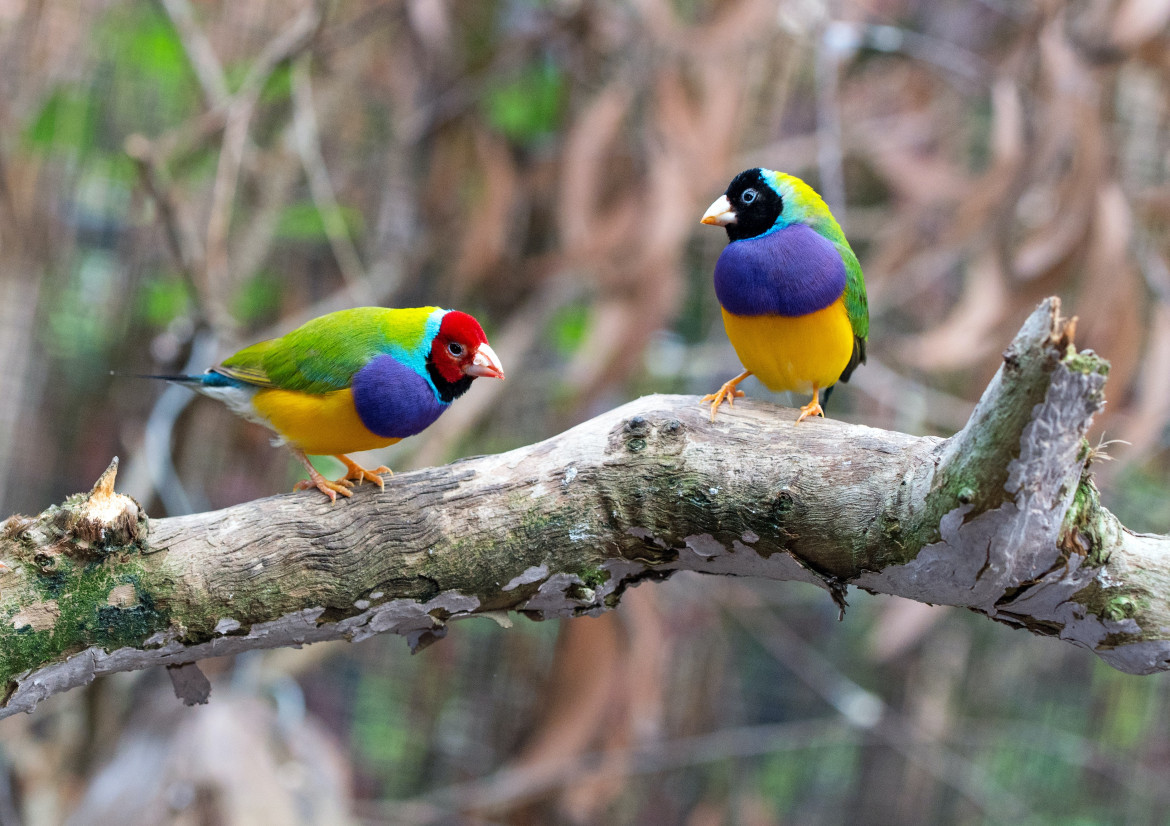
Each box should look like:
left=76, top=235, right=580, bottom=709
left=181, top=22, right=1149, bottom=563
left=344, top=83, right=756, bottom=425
left=700, top=168, right=868, bottom=423
left=161, top=307, right=504, bottom=501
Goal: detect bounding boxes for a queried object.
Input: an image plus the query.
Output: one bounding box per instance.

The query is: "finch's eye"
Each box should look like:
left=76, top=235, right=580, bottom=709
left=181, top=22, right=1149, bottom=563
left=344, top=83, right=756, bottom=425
left=741, top=189, right=758, bottom=204
left=447, top=342, right=465, bottom=357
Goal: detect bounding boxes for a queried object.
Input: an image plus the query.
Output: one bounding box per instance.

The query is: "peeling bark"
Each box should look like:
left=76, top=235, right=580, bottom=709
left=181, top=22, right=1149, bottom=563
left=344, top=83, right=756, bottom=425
left=167, top=661, right=212, bottom=706
left=0, top=298, right=1165, bottom=719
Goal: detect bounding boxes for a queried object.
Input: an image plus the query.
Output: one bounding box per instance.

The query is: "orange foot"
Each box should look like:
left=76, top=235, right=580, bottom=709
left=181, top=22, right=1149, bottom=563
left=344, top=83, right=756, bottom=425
left=336, top=454, right=392, bottom=490
left=701, top=370, right=752, bottom=422
left=294, top=474, right=354, bottom=503
left=796, top=387, right=824, bottom=424
left=287, top=449, right=352, bottom=503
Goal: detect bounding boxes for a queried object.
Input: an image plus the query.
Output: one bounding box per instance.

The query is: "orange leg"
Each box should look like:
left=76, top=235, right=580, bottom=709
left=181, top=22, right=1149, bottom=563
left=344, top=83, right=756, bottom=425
left=335, top=454, right=392, bottom=490
left=701, top=370, right=752, bottom=422
left=290, top=448, right=354, bottom=503
left=796, top=385, right=824, bottom=424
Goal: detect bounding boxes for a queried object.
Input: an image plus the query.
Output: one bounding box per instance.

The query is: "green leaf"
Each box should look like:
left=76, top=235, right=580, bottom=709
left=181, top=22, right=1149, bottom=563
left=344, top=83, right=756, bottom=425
left=138, top=277, right=192, bottom=327
left=124, top=12, right=187, bottom=81
left=260, top=62, right=293, bottom=104
left=24, top=89, right=97, bottom=153
left=548, top=302, right=589, bottom=356
left=275, top=201, right=365, bottom=241
left=231, top=272, right=283, bottom=324
left=96, top=4, right=200, bottom=133
left=484, top=58, right=564, bottom=142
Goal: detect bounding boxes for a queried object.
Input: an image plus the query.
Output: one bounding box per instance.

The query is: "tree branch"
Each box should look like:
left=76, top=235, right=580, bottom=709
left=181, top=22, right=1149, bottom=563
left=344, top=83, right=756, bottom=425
left=1, top=298, right=1164, bottom=719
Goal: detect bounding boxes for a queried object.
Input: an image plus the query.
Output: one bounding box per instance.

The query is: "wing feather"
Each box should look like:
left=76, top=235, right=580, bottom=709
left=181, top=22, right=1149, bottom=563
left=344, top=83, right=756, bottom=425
left=823, top=243, right=868, bottom=406
left=216, top=307, right=437, bottom=395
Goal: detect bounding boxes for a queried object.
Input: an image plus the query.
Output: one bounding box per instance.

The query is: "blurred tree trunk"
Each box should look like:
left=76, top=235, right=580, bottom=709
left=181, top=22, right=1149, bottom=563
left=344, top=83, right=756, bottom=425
left=0, top=268, right=41, bottom=512
left=0, top=298, right=1165, bottom=720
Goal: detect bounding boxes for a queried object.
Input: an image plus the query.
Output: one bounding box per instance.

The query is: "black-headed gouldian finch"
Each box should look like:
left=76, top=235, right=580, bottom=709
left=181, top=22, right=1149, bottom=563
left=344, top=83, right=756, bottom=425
left=700, top=168, right=868, bottom=423
left=161, top=307, right=504, bottom=501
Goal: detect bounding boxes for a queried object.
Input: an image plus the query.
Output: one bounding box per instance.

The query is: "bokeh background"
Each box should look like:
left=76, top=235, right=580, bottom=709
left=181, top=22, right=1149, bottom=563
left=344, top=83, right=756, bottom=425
left=1, top=0, right=1169, bottom=823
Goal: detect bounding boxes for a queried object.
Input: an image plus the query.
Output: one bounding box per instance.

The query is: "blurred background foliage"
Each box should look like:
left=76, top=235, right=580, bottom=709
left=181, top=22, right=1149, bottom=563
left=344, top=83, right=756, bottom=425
left=1, top=0, right=1169, bottom=823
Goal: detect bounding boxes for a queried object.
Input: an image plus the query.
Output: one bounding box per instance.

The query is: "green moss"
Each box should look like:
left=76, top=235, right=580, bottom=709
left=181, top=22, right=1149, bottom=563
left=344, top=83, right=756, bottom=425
left=1063, top=349, right=1110, bottom=376
left=0, top=558, right=169, bottom=684
left=0, top=625, right=55, bottom=684
left=35, top=567, right=70, bottom=599
left=879, top=514, right=906, bottom=556
left=578, top=566, right=608, bottom=589
left=1061, top=474, right=1110, bottom=567
left=1103, top=595, right=1138, bottom=622
left=91, top=587, right=163, bottom=648
left=1070, top=578, right=1150, bottom=640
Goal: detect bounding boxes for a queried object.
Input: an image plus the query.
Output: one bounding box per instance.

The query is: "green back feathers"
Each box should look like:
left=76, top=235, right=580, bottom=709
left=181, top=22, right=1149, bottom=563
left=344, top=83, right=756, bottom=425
left=841, top=252, right=869, bottom=344
left=765, top=170, right=869, bottom=344
left=217, top=306, right=442, bottom=394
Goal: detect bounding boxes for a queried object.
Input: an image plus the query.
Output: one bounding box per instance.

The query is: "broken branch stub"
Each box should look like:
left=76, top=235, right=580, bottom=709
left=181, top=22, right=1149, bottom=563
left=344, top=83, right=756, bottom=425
left=0, top=298, right=1165, bottom=719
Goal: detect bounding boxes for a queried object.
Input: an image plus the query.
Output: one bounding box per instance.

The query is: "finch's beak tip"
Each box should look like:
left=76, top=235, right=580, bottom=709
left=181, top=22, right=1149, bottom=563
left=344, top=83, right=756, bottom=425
left=701, top=194, right=736, bottom=227
left=465, top=343, right=505, bottom=380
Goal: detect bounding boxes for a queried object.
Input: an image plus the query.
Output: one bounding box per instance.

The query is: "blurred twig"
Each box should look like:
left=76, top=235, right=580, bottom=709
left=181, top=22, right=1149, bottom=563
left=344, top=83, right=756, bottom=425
left=290, top=53, right=370, bottom=294
left=157, top=0, right=231, bottom=109
left=205, top=2, right=325, bottom=334
left=391, top=718, right=858, bottom=823
left=125, top=135, right=208, bottom=312
left=724, top=595, right=1033, bottom=822
left=960, top=719, right=1170, bottom=806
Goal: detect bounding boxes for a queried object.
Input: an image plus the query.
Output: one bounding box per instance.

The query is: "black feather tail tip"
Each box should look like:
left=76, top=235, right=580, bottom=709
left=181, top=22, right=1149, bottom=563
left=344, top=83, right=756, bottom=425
left=109, top=370, right=204, bottom=383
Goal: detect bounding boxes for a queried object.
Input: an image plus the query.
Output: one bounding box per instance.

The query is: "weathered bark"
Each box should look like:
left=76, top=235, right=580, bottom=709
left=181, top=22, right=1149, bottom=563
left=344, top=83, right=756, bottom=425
left=0, top=297, right=1165, bottom=719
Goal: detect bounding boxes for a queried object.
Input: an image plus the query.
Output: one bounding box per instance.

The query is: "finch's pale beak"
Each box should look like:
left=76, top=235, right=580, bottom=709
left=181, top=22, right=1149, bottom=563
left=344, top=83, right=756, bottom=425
left=465, top=342, right=505, bottom=380
left=701, top=194, right=737, bottom=227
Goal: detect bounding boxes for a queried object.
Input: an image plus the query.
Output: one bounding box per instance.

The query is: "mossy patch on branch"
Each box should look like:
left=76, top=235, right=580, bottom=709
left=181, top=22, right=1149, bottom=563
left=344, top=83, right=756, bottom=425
left=0, top=458, right=164, bottom=684
left=0, top=562, right=167, bottom=684
left=1063, top=348, right=1110, bottom=376
left=1061, top=473, right=1109, bottom=567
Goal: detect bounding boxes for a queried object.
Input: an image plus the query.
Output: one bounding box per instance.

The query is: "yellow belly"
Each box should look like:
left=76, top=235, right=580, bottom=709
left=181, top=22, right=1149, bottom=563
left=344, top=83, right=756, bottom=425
left=721, top=299, right=854, bottom=394
left=251, top=387, right=401, bottom=456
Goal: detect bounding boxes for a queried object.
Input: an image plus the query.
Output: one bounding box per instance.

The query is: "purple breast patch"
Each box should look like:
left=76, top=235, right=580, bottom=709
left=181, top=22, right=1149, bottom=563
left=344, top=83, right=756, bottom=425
left=351, top=355, right=449, bottom=439
left=714, top=223, right=846, bottom=317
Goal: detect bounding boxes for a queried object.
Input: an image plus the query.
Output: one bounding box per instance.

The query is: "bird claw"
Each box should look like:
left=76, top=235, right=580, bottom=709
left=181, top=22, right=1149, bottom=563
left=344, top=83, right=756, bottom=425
left=796, top=400, right=824, bottom=423
left=294, top=476, right=355, bottom=502
left=338, top=458, right=392, bottom=490
left=700, top=384, right=746, bottom=422
left=288, top=451, right=393, bottom=503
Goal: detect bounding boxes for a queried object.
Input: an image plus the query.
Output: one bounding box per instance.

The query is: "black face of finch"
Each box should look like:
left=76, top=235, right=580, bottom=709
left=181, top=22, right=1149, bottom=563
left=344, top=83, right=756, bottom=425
left=723, top=168, right=784, bottom=242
